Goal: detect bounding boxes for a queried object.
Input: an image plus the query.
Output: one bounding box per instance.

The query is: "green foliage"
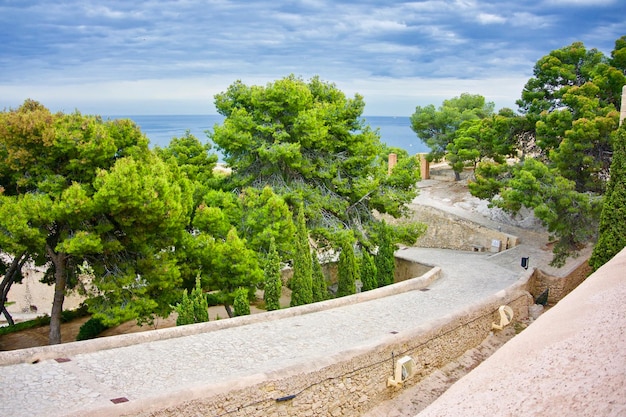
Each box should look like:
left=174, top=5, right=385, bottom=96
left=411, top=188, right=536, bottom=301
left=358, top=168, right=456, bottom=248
left=446, top=113, right=519, bottom=176
left=233, top=287, right=250, bottom=317
left=411, top=93, right=495, bottom=168
left=467, top=38, right=625, bottom=265
left=492, top=159, right=600, bottom=267
left=370, top=147, right=422, bottom=219
left=204, top=228, right=263, bottom=315
left=76, top=317, right=109, bottom=341
left=290, top=205, right=313, bottom=306
left=175, top=277, right=209, bottom=326
left=517, top=41, right=623, bottom=116
left=311, top=253, right=328, bottom=302
left=337, top=238, right=358, bottom=297
left=87, top=154, right=192, bottom=326
left=360, top=250, right=378, bottom=292
left=193, top=187, right=295, bottom=259
left=590, top=127, right=626, bottom=270
left=211, top=75, right=420, bottom=245
left=154, top=131, right=218, bottom=207
left=0, top=101, right=191, bottom=343
left=516, top=39, right=624, bottom=193
left=375, top=221, right=396, bottom=287
left=263, top=238, right=282, bottom=311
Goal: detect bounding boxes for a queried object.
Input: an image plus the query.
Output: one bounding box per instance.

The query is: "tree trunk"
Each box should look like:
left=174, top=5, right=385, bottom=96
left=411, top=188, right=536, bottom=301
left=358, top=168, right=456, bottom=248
left=47, top=247, right=67, bottom=345
left=224, top=303, right=234, bottom=318
left=1, top=252, right=27, bottom=327
left=1, top=305, right=14, bottom=326
left=454, top=170, right=461, bottom=181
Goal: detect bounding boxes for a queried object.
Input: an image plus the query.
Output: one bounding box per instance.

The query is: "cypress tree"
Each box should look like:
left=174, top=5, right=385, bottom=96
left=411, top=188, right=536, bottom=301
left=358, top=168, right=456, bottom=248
left=375, top=220, right=396, bottom=287
left=360, top=250, right=378, bottom=291
left=337, top=239, right=358, bottom=297
left=175, top=277, right=209, bottom=325
left=263, top=238, right=282, bottom=311
left=233, top=287, right=251, bottom=316
left=590, top=127, right=626, bottom=270
left=311, top=253, right=328, bottom=302
left=290, top=204, right=313, bottom=306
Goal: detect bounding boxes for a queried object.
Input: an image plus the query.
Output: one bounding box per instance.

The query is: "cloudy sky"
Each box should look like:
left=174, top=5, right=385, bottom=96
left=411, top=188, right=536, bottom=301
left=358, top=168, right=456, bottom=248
left=1, top=0, right=624, bottom=116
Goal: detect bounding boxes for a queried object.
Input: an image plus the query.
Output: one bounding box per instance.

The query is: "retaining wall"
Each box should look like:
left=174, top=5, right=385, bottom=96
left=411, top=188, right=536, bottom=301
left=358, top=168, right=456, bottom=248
left=112, top=277, right=532, bottom=417
left=528, top=257, right=592, bottom=305
left=408, top=205, right=518, bottom=252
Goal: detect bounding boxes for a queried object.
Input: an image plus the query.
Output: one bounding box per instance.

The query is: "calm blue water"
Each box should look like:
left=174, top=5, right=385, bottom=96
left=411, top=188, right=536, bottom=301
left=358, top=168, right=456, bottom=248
left=106, top=115, right=428, bottom=159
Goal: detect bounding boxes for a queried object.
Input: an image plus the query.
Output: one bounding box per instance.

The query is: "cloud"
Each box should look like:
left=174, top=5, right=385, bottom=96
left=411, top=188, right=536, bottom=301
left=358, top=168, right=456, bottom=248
left=476, top=13, right=507, bottom=25
left=0, top=0, right=624, bottom=115
left=544, top=0, right=617, bottom=5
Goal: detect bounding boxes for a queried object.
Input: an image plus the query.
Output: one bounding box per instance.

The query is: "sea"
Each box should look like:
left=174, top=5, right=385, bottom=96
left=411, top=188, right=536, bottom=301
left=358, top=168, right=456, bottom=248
left=106, top=115, right=428, bottom=160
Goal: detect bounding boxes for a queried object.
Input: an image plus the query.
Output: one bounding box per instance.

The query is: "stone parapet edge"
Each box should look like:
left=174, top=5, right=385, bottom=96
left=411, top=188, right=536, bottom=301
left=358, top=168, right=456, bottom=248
left=0, top=265, right=441, bottom=366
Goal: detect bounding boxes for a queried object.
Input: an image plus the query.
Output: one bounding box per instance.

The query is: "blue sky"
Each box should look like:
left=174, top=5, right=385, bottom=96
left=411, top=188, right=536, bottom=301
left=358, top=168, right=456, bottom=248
left=1, top=0, right=624, bottom=116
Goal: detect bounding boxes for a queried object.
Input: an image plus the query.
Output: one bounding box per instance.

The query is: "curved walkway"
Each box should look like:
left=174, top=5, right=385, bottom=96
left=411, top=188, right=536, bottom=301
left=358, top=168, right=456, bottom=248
left=0, top=247, right=524, bottom=417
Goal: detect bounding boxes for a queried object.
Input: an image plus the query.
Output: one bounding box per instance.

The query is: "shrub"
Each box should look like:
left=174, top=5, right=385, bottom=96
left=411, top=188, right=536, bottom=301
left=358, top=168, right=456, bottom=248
left=76, top=317, right=108, bottom=341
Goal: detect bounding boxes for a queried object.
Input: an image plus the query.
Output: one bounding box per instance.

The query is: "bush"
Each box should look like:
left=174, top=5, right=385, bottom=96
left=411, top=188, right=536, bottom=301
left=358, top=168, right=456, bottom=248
left=76, top=317, right=108, bottom=341
left=61, top=304, right=89, bottom=322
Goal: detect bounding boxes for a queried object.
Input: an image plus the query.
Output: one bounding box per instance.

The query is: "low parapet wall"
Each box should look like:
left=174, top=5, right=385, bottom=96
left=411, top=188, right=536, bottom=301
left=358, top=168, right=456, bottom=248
left=528, top=258, right=592, bottom=304
left=78, top=273, right=533, bottom=417
left=0, top=265, right=441, bottom=366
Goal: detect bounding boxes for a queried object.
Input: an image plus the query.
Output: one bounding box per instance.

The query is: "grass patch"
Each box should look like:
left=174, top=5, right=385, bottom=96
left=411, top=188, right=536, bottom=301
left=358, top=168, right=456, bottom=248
left=0, top=304, right=90, bottom=336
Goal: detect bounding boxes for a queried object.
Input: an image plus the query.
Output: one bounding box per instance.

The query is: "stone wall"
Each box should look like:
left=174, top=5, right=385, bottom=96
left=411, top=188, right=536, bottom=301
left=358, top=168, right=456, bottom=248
left=409, top=205, right=518, bottom=252
left=114, top=281, right=532, bottom=417
left=395, top=253, right=434, bottom=282
left=528, top=258, right=592, bottom=305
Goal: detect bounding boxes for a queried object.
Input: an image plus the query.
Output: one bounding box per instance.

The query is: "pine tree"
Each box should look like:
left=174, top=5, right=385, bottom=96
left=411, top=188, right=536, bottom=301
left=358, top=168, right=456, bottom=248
left=290, top=204, right=313, bottom=306
left=337, top=239, right=358, bottom=297
left=375, top=221, right=396, bottom=287
left=360, top=250, right=378, bottom=291
left=263, top=238, right=282, bottom=311
left=233, top=287, right=250, bottom=316
left=590, top=127, right=626, bottom=270
left=311, top=253, right=328, bottom=302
